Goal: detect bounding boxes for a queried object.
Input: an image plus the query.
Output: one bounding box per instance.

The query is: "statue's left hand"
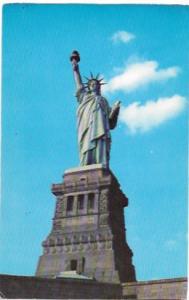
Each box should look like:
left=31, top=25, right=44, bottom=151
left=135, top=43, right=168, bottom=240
left=109, top=101, right=121, bottom=130
left=113, top=100, right=121, bottom=108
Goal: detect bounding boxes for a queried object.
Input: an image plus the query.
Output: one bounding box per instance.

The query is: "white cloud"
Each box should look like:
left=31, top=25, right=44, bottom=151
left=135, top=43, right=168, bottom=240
left=119, top=95, right=187, bottom=134
left=111, top=30, right=135, bottom=44
left=104, top=61, right=180, bottom=94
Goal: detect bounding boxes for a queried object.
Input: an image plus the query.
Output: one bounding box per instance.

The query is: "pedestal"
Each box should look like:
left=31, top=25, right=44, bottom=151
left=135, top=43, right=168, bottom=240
left=36, top=164, right=136, bottom=283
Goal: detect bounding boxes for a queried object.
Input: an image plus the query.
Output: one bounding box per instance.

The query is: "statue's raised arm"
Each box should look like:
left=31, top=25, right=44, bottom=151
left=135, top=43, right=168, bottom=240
left=70, top=50, right=83, bottom=91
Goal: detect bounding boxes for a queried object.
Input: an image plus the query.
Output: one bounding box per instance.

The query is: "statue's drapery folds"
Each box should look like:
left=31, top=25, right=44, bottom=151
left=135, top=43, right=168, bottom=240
left=76, top=87, right=112, bottom=167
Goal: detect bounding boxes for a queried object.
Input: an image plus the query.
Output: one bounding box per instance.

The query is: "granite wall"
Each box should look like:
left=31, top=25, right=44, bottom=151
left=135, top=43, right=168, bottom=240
left=0, top=274, right=187, bottom=299
left=122, top=277, right=187, bottom=299
left=0, top=274, right=122, bottom=299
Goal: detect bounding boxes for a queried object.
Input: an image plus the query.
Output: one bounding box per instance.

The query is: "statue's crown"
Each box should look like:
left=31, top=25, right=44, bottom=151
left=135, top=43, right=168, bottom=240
left=84, top=72, right=107, bottom=87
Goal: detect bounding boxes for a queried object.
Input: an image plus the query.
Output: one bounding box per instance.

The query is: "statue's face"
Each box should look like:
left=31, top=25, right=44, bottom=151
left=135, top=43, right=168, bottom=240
left=88, top=80, right=100, bottom=94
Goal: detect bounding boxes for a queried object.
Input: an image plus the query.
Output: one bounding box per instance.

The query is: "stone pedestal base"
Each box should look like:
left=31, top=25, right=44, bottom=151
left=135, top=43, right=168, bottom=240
left=36, top=164, right=136, bottom=283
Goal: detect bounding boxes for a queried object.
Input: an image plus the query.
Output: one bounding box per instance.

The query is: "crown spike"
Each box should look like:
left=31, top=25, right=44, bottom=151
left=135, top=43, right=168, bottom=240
left=90, top=72, right=94, bottom=79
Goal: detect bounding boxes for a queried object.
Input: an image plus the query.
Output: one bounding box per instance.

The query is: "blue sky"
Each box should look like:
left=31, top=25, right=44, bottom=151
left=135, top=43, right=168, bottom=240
left=1, top=4, right=188, bottom=281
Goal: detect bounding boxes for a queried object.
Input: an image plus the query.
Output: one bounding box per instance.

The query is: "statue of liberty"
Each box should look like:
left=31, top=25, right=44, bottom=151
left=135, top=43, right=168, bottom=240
left=70, top=50, right=120, bottom=169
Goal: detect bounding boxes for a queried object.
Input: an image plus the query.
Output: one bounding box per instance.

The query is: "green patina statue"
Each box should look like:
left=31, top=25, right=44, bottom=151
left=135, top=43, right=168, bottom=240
left=70, top=50, right=120, bottom=169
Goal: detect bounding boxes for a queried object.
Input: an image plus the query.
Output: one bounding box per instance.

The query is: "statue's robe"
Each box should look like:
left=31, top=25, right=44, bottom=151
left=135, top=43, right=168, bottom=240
left=76, top=87, right=112, bottom=167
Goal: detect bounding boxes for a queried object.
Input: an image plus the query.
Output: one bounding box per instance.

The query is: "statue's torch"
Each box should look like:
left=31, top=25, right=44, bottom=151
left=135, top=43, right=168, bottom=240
left=70, top=50, right=80, bottom=71
left=70, top=50, right=83, bottom=88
